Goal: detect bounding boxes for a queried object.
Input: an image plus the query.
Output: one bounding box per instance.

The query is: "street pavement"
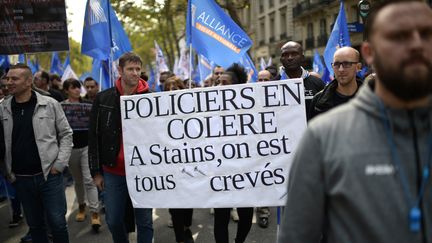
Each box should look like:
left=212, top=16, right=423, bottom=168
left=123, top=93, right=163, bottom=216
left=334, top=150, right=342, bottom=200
left=0, top=186, right=279, bottom=243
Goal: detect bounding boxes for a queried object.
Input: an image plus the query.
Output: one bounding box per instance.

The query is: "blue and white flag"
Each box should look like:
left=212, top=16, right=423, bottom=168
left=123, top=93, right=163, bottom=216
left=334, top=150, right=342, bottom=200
left=50, top=52, right=64, bottom=75
left=154, top=41, right=170, bottom=91
left=27, top=58, right=38, bottom=74
left=82, top=0, right=132, bottom=61
left=0, top=55, right=10, bottom=70
left=198, top=54, right=214, bottom=83
left=260, top=57, right=266, bottom=71
left=312, top=50, right=324, bottom=75
left=186, top=0, right=253, bottom=68
left=91, top=58, right=111, bottom=90
left=238, top=54, right=258, bottom=83
left=18, top=54, right=25, bottom=64
left=177, top=47, right=190, bottom=80
left=323, top=0, right=351, bottom=80
left=267, top=57, right=272, bottom=67
left=63, top=53, right=71, bottom=71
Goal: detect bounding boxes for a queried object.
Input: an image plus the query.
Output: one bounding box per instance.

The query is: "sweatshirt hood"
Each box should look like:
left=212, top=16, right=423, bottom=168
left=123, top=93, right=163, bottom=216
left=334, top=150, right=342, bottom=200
left=352, top=79, right=432, bottom=133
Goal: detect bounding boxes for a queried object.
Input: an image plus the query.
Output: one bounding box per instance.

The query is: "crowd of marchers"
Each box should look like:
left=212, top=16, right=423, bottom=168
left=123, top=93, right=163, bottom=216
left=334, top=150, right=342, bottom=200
left=0, top=1, right=432, bottom=243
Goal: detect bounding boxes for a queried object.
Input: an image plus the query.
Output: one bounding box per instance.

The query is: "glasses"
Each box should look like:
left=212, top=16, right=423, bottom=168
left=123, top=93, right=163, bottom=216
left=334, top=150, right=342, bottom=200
left=258, top=78, right=270, bottom=81
left=332, top=61, right=359, bottom=68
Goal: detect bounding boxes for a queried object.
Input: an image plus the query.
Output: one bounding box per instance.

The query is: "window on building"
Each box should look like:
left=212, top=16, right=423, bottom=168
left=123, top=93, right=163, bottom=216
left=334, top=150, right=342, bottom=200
left=306, top=23, right=314, bottom=49
left=270, top=13, right=275, bottom=42
left=307, top=23, right=314, bottom=38
left=259, top=18, right=265, bottom=45
left=259, top=0, right=264, bottom=12
left=269, top=0, right=274, bottom=8
left=280, top=8, right=287, bottom=39
left=319, top=19, right=326, bottom=36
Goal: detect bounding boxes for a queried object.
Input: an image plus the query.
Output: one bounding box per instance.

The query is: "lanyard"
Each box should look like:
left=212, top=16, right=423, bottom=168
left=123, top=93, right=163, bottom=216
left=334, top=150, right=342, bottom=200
left=378, top=100, right=432, bottom=233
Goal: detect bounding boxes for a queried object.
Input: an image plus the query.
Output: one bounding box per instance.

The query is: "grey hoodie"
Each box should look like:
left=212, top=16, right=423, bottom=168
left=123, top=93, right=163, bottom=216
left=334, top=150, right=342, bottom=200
left=278, top=80, right=432, bottom=243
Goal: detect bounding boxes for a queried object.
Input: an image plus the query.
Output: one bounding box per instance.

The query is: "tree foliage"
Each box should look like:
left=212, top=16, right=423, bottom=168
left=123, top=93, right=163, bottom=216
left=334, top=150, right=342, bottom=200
left=110, top=0, right=248, bottom=71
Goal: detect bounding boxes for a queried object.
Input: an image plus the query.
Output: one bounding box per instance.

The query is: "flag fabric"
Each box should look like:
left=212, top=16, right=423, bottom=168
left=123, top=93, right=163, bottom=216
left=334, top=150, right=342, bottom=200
left=173, top=57, right=180, bottom=77
left=18, top=54, right=25, bottom=64
left=260, top=57, right=266, bottom=71
left=267, top=57, right=272, bottom=67
left=154, top=41, right=170, bottom=91
left=82, top=0, right=132, bottom=61
left=63, top=53, right=71, bottom=71
left=198, top=54, right=215, bottom=83
left=323, top=0, right=351, bottom=81
left=27, top=58, right=38, bottom=74
left=239, top=54, right=258, bottom=83
left=91, top=58, right=111, bottom=90
left=177, top=47, right=190, bottom=80
left=0, top=55, right=10, bottom=70
left=186, top=0, right=253, bottom=68
left=61, top=65, right=79, bottom=81
left=50, top=52, right=64, bottom=75
left=312, top=50, right=324, bottom=75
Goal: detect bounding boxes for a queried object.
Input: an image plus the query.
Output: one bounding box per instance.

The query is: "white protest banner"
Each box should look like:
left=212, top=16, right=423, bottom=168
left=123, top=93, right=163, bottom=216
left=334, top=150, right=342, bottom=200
left=121, top=79, right=307, bottom=208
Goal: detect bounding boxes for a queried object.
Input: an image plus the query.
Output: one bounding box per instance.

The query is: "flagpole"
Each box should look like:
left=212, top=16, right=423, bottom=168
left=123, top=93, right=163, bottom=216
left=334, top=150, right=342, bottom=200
left=188, top=44, right=193, bottom=89
left=107, top=0, right=114, bottom=88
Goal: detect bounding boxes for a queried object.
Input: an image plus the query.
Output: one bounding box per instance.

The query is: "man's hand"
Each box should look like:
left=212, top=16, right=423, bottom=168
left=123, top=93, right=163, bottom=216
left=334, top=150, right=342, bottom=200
left=50, top=167, right=59, bottom=174
left=93, top=173, right=104, bottom=190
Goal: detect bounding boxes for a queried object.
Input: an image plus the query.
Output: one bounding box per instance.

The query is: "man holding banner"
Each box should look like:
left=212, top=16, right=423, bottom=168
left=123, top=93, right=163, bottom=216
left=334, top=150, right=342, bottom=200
left=89, top=53, right=153, bottom=243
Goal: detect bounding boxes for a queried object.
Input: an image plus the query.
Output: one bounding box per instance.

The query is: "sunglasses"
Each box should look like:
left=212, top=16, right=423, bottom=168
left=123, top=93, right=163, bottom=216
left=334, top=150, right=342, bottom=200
left=332, top=61, right=359, bottom=68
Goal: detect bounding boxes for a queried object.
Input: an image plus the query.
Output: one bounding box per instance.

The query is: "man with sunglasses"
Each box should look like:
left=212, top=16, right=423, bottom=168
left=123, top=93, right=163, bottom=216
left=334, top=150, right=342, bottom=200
left=309, top=47, right=363, bottom=119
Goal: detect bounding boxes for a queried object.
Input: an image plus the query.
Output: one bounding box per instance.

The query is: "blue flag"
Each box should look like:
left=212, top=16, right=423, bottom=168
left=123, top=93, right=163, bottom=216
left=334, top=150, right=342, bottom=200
left=312, top=50, right=324, bottom=76
left=82, top=0, right=132, bottom=61
left=63, top=53, right=71, bottom=71
left=238, top=54, right=258, bottom=83
left=91, top=58, right=111, bottom=90
left=323, top=0, right=350, bottom=81
left=50, top=52, right=64, bottom=75
left=198, top=54, right=215, bottom=83
left=186, top=0, right=253, bottom=68
left=18, top=54, right=25, bottom=64
left=0, top=55, right=10, bottom=70
left=27, top=58, right=38, bottom=74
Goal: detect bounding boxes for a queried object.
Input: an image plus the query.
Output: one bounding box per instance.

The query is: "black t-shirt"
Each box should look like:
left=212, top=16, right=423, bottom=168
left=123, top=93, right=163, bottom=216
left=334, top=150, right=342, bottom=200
left=333, top=91, right=356, bottom=107
left=11, top=92, right=43, bottom=175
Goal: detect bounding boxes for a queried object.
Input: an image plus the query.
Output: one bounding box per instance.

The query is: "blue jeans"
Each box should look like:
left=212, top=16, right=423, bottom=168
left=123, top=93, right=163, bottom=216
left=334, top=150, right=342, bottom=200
left=14, top=173, right=69, bottom=243
left=104, top=172, right=153, bottom=243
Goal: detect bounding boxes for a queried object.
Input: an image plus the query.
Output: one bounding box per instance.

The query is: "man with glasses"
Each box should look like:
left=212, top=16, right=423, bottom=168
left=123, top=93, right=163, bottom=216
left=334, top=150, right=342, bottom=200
left=309, top=47, right=363, bottom=119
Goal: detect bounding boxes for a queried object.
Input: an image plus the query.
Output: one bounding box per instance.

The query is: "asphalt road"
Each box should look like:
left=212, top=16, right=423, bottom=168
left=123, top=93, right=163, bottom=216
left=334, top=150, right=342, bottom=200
left=0, top=186, right=280, bottom=243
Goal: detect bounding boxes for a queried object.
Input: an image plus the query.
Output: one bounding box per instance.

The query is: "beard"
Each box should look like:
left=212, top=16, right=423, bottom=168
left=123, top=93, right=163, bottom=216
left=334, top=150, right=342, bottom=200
left=374, top=52, right=432, bottom=101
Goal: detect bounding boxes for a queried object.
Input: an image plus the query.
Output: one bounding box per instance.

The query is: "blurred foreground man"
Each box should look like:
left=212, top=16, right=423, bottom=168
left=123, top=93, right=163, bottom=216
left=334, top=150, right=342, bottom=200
left=278, top=1, right=432, bottom=243
left=1, top=64, right=73, bottom=243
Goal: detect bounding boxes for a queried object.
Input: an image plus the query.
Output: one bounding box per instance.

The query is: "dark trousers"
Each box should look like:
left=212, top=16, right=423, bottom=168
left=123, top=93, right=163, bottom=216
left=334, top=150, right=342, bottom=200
left=169, top=208, right=193, bottom=242
left=214, top=207, right=253, bottom=243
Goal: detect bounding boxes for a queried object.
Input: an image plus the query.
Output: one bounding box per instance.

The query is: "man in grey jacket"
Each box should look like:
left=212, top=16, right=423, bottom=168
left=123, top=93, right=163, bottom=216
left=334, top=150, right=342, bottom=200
left=278, top=1, right=432, bottom=243
left=1, top=64, right=73, bottom=243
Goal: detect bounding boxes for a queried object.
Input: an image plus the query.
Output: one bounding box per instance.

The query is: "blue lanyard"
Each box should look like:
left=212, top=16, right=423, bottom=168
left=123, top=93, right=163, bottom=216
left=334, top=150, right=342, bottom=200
left=379, top=100, right=432, bottom=233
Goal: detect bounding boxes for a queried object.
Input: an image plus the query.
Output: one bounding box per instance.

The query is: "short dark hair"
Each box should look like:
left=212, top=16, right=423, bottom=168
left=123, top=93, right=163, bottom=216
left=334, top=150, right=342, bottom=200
left=83, top=77, right=98, bottom=86
left=37, top=70, right=50, bottom=83
left=364, top=0, right=423, bottom=40
left=8, top=64, right=32, bottom=78
left=50, top=73, right=61, bottom=82
left=119, top=52, right=142, bottom=68
left=63, top=78, right=82, bottom=90
left=226, top=63, right=248, bottom=85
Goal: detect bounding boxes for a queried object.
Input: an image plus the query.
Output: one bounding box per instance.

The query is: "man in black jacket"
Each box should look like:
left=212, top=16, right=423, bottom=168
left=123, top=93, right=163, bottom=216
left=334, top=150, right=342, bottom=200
left=278, top=41, right=325, bottom=120
left=309, top=47, right=363, bottom=119
left=88, top=52, right=153, bottom=243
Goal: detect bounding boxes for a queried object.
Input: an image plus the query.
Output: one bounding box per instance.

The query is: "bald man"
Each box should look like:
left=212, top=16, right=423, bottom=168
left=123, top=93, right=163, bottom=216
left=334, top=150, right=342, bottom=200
left=279, top=41, right=325, bottom=120
left=257, top=70, right=271, bottom=82
left=309, top=47, right=363, bottom=119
